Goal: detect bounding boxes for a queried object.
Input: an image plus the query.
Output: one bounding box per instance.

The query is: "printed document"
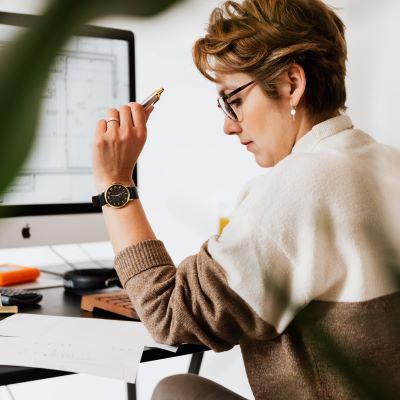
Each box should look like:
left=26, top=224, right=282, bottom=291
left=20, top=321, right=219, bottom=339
left=0, top=314, right=176, bottom=383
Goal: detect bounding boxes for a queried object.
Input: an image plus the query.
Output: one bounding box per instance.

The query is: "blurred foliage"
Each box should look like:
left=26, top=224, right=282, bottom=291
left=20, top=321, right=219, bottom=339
left=0, top=0, right=184, bottom=199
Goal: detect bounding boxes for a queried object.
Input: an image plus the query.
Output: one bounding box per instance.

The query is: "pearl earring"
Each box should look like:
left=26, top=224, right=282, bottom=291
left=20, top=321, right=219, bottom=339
left=290, top=105, right=296, bottom=121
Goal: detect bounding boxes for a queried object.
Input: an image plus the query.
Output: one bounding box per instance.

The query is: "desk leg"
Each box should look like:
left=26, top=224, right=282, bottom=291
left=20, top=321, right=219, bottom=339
left=188, top=352, right=204, bottom=375
left=127, top=383, right=136, bottom=400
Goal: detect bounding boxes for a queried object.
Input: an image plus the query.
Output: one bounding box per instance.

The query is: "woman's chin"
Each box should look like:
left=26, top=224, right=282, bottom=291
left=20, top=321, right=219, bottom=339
left=255, top=154, right=274, bottom=168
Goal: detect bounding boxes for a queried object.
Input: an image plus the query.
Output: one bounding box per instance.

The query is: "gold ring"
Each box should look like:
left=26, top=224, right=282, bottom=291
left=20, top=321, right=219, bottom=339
left=106, top=117, right=120, bottom=124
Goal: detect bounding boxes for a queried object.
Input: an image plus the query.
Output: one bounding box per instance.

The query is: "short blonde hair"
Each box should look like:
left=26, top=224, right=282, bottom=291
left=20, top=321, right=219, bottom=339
left=193, top=0, right=347, bottom=116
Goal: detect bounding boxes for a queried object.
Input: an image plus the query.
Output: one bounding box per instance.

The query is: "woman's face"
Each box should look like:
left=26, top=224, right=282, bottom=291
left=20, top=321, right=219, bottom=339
left=216, top=72, right=302, bottom=167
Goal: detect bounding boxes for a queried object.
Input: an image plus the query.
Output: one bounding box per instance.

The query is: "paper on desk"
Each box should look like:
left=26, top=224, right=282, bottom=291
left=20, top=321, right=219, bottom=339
left=0, top=314, right=177, bottom=383
left=0, top=313, right=177, bottom=352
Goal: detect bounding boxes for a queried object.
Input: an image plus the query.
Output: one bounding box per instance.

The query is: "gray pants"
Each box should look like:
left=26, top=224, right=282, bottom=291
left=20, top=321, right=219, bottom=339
left=151, top=373, right=248, bottom=400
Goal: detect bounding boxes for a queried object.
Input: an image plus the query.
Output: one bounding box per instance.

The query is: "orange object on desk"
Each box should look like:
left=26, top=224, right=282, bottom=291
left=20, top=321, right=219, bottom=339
left=0, top=264, right=40, bottom=286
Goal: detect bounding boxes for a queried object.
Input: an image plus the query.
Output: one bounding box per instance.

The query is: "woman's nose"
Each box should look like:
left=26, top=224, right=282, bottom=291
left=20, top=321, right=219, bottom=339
left=223, top=116, right=242, bottom=136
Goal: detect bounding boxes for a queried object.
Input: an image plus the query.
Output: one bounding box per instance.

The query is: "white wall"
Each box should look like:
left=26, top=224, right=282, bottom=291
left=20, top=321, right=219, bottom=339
left=1, top=0, right=399, bottom=399
left=343, top=0, right=400, bottom=146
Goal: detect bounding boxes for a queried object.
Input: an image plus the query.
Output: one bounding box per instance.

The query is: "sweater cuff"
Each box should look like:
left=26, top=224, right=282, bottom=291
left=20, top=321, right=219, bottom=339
left=114, top=240, right=175, bottom=287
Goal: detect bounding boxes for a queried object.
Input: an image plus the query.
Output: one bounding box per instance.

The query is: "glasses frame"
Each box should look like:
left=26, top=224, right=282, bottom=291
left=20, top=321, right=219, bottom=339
left=217, top=80, right=255, bottom=121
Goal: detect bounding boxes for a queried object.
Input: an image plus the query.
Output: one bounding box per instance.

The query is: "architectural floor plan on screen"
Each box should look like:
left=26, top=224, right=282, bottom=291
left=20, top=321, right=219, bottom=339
left=0, top=28, right=130, bottom=205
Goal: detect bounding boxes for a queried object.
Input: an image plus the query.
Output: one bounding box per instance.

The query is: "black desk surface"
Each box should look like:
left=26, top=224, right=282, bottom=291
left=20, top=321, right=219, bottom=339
left=0, top=286, right=208, bottom=385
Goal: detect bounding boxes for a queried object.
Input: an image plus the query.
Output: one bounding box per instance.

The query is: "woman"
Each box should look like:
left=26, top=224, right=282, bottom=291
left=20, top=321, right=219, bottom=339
left=92, top=0, right=400, bottom=398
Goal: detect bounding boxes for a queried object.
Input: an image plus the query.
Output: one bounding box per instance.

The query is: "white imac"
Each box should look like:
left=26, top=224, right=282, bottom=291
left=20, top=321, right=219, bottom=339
left=0, top=12, right=136, bottom=248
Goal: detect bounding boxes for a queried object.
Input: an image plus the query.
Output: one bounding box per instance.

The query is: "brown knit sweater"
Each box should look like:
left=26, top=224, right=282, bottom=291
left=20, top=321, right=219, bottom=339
left=115, top=240, right=400, bottom=399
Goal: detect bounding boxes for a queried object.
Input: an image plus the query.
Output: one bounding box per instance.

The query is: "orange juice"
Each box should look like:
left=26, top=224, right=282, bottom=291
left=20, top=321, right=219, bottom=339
left=219, top=217, right=230, bottom=235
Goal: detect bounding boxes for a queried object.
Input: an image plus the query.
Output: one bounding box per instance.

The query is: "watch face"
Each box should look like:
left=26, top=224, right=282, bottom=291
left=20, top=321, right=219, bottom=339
left=105, top=184, right=130, bottom=208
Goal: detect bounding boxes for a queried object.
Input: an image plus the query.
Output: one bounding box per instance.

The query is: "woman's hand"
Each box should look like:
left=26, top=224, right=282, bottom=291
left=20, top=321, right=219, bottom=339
left=92, top=103, right=153, bottom=191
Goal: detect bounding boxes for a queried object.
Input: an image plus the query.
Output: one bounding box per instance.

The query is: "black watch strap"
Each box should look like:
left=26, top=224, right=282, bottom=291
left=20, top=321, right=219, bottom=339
left=92, top=192, right=107, bottom=208
left=92, top=186, right=138, bottom=208
left=128, top=186, right=139, bottom=200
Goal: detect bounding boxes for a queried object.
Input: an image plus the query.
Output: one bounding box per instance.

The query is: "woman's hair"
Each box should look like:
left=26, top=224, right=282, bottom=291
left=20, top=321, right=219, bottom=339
left=193, top=0, right=347, bottom=116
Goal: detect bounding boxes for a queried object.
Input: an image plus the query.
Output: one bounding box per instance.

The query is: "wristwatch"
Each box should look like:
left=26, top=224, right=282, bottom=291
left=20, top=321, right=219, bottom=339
left=92, top=183, right=138, bottom=209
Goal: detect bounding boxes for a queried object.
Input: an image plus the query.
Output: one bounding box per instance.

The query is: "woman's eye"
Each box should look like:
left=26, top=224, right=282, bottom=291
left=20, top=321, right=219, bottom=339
left=228, top=98, right=242, bottom=108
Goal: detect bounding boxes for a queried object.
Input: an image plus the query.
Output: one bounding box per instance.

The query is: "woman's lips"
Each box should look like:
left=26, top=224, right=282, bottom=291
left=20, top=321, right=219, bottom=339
left=241, top=141, right=254, bottom=150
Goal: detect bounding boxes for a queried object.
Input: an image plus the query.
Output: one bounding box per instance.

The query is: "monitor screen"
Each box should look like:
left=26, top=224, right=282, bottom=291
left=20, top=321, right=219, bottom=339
left=0, top=12, right=136, bottom=248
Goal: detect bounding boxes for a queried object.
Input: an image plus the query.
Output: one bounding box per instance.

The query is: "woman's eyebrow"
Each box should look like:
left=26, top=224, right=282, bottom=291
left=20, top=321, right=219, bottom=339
left=218, top=86, right=236, bottom=97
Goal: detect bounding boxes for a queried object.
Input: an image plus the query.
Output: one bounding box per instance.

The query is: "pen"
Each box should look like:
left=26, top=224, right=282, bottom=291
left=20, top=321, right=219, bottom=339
left=141, top=88, right=164, bottom=111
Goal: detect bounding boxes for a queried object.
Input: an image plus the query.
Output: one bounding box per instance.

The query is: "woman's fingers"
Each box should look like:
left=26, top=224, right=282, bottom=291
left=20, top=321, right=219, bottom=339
left=97, top=102, right=151, bottom=140
left=106, top=108, right=120, bottom=132
left=93, top=102, right=151, bottom=189
left=145, top=105, right=154, bottom=123
left=103, top=103, right=152, bottom=132
left=96, top=119, right=107, bottom=135
left=119, top=105, right=134, bottom=129
left=129, top=102, right=146, bottom=132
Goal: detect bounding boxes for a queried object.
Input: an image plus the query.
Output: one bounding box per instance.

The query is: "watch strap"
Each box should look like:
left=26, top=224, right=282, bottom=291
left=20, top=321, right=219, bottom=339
left=128, top=186, right=139, bottom=200
left=92, top=192, right=107, bottom=208
left=92, top=185, right=138, bottom=208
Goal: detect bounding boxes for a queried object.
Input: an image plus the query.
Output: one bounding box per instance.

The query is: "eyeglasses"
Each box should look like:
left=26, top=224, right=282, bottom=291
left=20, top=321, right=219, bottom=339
left=217, top=80, right=255, bottom=121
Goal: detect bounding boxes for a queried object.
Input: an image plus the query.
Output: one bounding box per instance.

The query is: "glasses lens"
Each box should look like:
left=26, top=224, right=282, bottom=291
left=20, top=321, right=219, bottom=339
left=218, top=98, right=237, bottom=121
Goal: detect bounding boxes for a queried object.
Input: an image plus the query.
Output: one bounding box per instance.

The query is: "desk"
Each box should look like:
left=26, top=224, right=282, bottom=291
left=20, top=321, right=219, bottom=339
left=0, top=287, right=208, bottom=399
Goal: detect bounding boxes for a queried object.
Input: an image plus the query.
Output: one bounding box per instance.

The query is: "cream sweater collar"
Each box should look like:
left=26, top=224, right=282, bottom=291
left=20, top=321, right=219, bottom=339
left=292, top=114, right=354, bottom=154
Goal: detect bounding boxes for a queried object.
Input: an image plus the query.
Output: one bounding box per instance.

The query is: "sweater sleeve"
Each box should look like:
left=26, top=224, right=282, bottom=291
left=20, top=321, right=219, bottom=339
left=114, top=239, right=278, bottom=351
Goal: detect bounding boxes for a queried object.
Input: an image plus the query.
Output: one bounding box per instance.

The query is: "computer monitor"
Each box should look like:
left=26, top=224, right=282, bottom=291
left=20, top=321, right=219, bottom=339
left=0, top=12, right=136, bottom=248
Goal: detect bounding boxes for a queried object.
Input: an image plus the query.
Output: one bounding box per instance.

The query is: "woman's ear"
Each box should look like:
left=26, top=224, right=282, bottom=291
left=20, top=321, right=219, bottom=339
left=280, top=63, right=306, bottom=107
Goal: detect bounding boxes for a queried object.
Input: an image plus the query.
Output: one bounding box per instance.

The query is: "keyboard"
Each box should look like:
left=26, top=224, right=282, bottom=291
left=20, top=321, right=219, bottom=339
left=81, top=290, right=139, bottom=320
left=0, top=287, right=42, bottom=306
